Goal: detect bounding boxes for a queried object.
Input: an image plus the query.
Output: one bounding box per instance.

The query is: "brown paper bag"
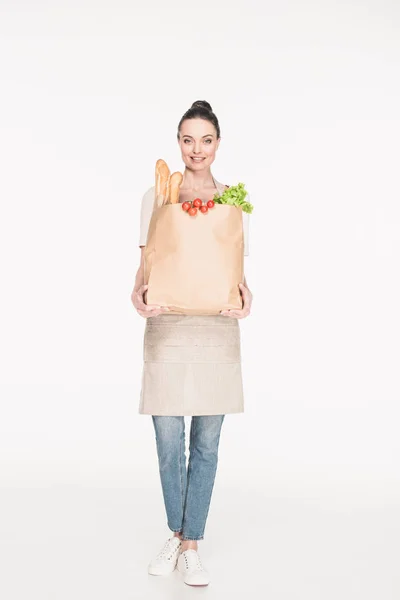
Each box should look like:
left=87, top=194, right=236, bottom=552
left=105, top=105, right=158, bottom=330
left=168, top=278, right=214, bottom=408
left=143, top=203, right=244, bottom=315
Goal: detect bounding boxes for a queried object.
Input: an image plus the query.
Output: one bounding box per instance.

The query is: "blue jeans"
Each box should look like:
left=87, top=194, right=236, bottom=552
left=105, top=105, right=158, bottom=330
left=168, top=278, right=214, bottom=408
left=151, top=415, right=225, bottom=541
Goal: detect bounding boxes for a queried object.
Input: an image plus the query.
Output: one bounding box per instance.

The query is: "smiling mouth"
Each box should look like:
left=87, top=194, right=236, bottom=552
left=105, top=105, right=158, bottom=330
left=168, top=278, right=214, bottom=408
left=191, top=157, right=205, bottom=161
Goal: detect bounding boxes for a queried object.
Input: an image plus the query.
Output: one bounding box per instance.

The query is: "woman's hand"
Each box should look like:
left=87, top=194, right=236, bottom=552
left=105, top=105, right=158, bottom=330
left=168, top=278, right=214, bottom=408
left=220, top=283, right=252, bottom=319
left=131, top=284, right=170, bottom=318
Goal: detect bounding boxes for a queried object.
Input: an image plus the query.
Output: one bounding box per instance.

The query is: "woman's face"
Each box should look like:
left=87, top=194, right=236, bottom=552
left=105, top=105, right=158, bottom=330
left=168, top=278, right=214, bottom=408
left=178, top=118, right=220, bottom=172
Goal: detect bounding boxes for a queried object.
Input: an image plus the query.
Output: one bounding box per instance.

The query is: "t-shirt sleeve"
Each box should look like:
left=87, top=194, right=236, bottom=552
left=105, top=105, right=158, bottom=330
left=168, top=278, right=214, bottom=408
left=138, top=186, right=155, bottom=247
left=242, top=193, right=250, bottom=257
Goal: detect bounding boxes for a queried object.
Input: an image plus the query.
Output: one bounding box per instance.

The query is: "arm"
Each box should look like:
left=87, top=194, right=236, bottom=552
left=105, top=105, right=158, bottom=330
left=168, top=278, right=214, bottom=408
left=220, top=274, right=253, bottom=319
left=133, top=247, right=146, bottom=292
left=130, top=248, right=169, bottom=318
left=221, top=207, right=252, bottom=318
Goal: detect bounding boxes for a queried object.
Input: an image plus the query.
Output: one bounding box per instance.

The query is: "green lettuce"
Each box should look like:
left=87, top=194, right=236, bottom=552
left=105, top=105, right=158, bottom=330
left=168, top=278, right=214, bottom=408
left=213, top=182, right=253, bottom=214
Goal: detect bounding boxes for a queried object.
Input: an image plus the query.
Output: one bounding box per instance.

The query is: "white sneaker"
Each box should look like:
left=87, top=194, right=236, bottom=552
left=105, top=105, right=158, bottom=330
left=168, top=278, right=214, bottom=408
left=147, top=535, right=182, bottom=575
left=177, top=548, right=210, bottom=586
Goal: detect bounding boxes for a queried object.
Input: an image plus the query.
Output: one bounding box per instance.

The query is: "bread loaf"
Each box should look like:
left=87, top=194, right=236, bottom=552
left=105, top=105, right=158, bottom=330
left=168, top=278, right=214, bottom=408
left=165, top=175, right=171, bottom=204
left=169, top=172, right=183, bottom=204
left=155, top=159, right=170, bottom=208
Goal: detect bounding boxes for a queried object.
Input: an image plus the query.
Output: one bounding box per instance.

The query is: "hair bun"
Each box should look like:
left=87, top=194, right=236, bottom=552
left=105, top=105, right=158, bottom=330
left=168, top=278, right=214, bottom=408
left=190, top=100, right=213, bottom=112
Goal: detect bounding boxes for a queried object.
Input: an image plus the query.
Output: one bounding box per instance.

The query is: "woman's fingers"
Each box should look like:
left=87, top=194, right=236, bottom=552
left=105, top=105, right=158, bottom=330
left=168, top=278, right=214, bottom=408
left=142, top=303, right=169, bottom=313
left=132, top=284, right=169, bottom=317
left=137, top=286, right=169, bottom=309
left=136, top=298, right=158, bottom=311
left=143, top=309, right=168, bottom=318
left=133, top=284, right=147, bottom=299
left=138, top=310, right=157, bottom=318
left=138, top=305, right=169, bottom=318
left=135, top=286, right=159, bottom=311
left=131, top=285, right=147, bottom=309
left=136, top=284, right=253, bottom=318
left=136, top=284, right=148, bottom=301
left=239, top=283, right=252, bottom=309
left=220, top=307, right=250, bottom=319
left=138, top=308, right=159, bottom=318
left=220, top=283, right=252, bottom=318
left=238, top=283, right=253, bottom=312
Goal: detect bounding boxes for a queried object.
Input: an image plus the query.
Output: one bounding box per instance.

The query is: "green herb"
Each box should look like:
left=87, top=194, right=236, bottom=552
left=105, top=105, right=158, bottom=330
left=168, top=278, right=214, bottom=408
left=213, top=182, right=253, bottom=214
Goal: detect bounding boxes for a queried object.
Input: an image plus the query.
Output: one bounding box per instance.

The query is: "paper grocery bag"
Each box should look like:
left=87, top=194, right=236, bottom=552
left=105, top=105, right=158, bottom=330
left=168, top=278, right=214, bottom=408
left=143, top=204, right=244, bottom=315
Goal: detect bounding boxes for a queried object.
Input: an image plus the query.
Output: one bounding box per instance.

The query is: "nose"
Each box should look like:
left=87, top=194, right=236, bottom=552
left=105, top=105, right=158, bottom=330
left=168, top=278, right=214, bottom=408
left=193, top=141, right=202, bottom=153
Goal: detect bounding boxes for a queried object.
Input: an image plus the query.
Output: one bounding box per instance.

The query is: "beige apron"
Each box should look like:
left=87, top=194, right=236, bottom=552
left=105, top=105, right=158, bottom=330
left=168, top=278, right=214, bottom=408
left=138, top=314, right=244, bottom=416
left=138, top=177, right=245, bottom=416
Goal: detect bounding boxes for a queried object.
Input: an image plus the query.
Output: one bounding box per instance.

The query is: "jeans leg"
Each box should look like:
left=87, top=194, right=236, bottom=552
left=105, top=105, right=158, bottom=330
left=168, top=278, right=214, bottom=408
left=152, top=416, right=188, bottom=534
left=181, top=414, right=225, bottom=541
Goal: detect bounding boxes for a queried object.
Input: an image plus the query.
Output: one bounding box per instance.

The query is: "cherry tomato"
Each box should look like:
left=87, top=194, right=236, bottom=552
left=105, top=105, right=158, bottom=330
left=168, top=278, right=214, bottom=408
left=200, top=205, right=208, bottom=214
left=188, top=207, right=198, bottom=216
left=193, top=198, right=202, bottom=208
left=207, top=200, right=215, bottom=208
left=182, top=201, right=191, bottom=211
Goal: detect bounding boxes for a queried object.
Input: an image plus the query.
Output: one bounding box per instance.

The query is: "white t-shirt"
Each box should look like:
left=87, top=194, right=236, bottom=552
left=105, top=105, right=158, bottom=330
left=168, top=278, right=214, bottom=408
left=138, top=180, right=250, bottom=256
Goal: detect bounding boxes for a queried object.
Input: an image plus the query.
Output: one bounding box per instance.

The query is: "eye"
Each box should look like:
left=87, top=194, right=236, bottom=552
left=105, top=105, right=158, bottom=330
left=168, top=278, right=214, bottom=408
left=183, top=139, right=192, bottom=143
left=204, top=139, right=212, bottom=144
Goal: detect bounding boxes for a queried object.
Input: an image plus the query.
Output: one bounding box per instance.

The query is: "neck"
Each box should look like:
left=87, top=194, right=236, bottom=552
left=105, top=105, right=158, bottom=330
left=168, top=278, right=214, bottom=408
left=182, top=168, right=215, bottom=191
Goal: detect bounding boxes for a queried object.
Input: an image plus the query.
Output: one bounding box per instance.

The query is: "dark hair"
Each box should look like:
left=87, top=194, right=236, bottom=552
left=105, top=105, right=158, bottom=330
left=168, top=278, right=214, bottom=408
left=177, top=100, right=220, bottom=139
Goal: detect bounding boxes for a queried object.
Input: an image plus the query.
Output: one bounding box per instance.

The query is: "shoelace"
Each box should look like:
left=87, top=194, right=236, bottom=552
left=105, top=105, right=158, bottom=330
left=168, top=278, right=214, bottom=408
left=182, top=550, right=204, bottom=571
left=156, top=538, right=180, bottom=561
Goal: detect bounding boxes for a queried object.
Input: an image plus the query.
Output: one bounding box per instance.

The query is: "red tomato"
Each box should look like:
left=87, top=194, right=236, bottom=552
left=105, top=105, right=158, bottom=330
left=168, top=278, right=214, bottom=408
left=182, top=201, right=191, bottom=211
left=193, top=198, right=202, bottom=208
left=207, top=200, right=215, bottom=208
left=188, top=207, right=197, bottom=216
left=200, top=205, right=208, bottom=214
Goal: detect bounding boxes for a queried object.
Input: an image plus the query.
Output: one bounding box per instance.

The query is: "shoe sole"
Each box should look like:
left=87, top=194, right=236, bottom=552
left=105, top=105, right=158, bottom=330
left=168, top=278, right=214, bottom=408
left=177, top=566, right=210, bottom=586
left=148, top=562, right=178, bottom=576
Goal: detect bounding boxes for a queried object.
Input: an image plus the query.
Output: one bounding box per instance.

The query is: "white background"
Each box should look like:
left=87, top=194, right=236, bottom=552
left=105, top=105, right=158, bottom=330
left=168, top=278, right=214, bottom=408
left=0, top=0, right=399, bottom=598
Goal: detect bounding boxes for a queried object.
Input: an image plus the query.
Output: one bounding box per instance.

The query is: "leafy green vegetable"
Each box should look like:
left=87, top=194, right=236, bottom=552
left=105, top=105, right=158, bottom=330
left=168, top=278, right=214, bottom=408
left=213, top=182, right=253, bottom=214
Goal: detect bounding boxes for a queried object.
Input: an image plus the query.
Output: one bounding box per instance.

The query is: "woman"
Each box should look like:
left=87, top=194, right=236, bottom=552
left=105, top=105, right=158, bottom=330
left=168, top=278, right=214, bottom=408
left=130, top=100, right=253, bottom=586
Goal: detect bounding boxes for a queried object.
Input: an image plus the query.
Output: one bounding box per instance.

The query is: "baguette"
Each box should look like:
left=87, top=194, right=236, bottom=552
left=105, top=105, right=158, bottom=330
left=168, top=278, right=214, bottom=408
left=165, top=175, right=171, bottom=204
left=155, top=159, right=170, bottom=208
left=169, top=172, right=183, bottom=204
